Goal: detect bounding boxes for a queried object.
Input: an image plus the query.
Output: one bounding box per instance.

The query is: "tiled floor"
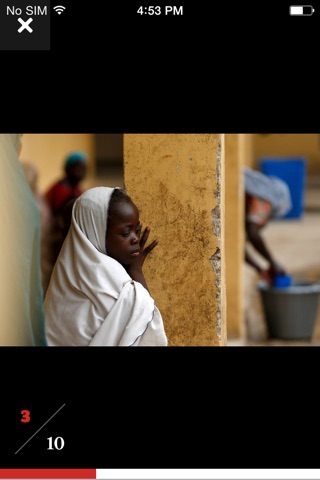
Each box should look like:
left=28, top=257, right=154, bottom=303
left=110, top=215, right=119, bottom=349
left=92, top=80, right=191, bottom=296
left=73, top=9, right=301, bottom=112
left=229, top=182, right=320, bottom=347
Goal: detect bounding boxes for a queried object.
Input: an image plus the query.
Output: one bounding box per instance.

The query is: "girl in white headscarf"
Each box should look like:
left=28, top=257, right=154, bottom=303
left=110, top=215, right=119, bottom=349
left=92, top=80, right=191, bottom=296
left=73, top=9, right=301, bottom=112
left=44, top=186, right=168, bottom=346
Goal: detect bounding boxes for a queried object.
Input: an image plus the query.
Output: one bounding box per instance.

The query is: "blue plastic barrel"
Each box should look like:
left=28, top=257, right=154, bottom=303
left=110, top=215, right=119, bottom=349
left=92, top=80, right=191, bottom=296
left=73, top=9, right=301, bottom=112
left=259, top=157, right=307, bottom=218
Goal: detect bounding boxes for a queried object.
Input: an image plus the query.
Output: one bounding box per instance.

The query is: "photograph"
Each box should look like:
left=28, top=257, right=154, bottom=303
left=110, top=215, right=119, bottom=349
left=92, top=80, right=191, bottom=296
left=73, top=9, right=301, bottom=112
left=2, top=133, right=320, bottom=348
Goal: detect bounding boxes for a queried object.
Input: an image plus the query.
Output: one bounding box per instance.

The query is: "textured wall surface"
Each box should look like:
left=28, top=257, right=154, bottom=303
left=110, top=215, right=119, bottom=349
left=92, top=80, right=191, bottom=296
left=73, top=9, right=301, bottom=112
left=225, top=135, right=245, bottom=338
left=124, top=134, right=224, bottom=346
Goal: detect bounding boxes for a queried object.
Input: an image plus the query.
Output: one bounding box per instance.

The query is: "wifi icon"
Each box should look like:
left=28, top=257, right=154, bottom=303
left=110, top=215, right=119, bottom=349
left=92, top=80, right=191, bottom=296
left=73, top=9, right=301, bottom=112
left=53, top=5, right=66, bottom=14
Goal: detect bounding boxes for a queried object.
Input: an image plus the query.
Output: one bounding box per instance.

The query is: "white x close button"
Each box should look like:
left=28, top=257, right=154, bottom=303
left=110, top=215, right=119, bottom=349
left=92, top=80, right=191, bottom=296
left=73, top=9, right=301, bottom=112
left=17, top=17, right=33, bottom=33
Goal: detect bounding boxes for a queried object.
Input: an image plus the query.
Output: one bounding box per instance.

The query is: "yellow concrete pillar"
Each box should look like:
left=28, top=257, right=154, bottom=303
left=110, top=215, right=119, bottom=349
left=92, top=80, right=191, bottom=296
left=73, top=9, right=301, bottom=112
left=124, top=134, right=226, bottom=346
left=225, top=134, right=245, bottom=339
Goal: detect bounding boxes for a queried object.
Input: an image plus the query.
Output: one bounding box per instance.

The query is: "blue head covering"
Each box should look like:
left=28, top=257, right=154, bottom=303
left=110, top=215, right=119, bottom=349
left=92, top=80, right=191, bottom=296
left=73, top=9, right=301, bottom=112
left=65, top=151, right=87, bottom=170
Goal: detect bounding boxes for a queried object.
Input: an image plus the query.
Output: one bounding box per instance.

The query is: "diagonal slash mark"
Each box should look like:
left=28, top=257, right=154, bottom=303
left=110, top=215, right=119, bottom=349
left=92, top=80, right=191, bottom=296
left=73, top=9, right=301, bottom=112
left=15, top=403, right=66, bottom=454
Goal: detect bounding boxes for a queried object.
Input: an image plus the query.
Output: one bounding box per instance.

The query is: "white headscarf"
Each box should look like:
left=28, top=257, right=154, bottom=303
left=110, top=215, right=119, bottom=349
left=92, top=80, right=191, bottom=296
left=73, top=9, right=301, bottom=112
left=44, top=186, right=167, bottom=346
left=244, top=167, right=292, bottom=218
left=0, top=134, right=46, bottom=345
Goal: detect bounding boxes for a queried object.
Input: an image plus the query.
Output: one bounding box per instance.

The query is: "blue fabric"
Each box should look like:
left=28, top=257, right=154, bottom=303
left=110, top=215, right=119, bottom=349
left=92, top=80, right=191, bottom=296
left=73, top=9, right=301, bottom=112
left=65, top=151, right=87, bottom=169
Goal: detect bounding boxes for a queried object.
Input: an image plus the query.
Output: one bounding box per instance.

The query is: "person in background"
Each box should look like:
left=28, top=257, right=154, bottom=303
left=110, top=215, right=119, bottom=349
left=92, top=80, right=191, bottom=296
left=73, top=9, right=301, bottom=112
left=0, top=134, right=47, bottom=345
left=44, top=150, right=88, bottom=269
left=21, top=161, right=55, bottom=297
left=45, top=151, right=88, bottom=216
left=244, top=166, right=292, bottom=285
left=44, top=186, right=168, bottom=346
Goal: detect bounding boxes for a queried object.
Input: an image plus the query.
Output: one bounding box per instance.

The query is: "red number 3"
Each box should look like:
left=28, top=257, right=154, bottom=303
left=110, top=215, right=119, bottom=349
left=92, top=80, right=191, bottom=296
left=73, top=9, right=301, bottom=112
left=21, top=410, right=30, bottom=423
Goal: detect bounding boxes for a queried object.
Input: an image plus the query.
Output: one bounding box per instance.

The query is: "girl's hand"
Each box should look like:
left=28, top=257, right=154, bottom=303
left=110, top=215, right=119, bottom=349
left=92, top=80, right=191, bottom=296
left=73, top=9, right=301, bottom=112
left=125, top=226, right=158, bottom=291
left=136, top=226, right=158, bottom=267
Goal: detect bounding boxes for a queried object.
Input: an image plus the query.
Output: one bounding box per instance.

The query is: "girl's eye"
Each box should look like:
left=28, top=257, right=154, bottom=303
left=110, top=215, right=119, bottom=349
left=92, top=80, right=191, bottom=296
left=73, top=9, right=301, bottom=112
left=136, top=229, right=142, bottom=236
left=122, top=232, right=130, bottom=237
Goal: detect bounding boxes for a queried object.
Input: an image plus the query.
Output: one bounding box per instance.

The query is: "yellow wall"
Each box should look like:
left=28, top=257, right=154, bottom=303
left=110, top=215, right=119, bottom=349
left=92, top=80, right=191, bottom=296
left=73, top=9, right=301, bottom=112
left=242, top=133, right=255, bottom=167
left=19, top=134, right=95, bottom=193
left=253, top=134, right=320, bottom=175
left=124, top=134, right=226, bottom=346
left=225, top=134, right=246, bottom=338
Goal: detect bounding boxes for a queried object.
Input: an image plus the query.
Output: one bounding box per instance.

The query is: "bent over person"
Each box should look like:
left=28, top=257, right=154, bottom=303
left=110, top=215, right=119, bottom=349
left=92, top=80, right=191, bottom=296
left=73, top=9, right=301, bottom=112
left=244, top=166, right=292, bottom=285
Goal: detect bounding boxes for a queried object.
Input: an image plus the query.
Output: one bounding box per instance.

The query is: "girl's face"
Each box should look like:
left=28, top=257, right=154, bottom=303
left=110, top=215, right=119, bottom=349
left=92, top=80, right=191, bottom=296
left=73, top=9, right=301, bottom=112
left=106, top=201, right=142, bottom=265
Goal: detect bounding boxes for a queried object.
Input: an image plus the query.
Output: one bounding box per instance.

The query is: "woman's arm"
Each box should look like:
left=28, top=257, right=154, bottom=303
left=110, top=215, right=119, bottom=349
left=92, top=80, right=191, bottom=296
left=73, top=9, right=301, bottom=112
left=245, top=221, right=286, bottom=283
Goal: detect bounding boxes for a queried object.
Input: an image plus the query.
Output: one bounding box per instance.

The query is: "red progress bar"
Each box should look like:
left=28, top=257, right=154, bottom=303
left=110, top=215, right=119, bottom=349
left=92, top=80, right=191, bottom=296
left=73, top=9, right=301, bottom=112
left=0, top=470, right=96, bottom=478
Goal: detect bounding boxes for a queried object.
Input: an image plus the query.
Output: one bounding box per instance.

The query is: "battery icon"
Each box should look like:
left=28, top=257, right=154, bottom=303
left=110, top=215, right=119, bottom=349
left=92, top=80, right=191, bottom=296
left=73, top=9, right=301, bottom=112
left=290, top=5, right=315, bottom=15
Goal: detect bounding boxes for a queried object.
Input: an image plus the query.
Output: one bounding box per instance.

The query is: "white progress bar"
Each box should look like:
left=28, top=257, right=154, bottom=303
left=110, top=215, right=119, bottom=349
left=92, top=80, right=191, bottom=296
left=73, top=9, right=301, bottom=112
left=96, top=469, right=320, bottom=479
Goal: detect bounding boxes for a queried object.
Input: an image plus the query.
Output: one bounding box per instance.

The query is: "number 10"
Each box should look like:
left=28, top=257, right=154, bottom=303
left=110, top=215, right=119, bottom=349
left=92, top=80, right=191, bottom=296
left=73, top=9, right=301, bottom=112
left=47, top=436, right=65, bottom=450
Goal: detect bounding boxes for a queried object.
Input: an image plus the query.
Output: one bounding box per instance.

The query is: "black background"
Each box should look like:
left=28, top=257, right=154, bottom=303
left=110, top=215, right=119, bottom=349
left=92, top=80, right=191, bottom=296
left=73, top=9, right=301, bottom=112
left=2, top=347, right=320, bottom=468
left=0, top=0, right=319, bottom=132
left=1, top=0, right=320, bottom=471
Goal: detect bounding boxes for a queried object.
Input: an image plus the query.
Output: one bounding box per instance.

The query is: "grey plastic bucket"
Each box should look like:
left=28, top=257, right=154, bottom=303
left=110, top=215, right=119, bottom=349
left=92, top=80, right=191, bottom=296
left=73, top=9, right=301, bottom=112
left=257, top=280, right=320, bottom=340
